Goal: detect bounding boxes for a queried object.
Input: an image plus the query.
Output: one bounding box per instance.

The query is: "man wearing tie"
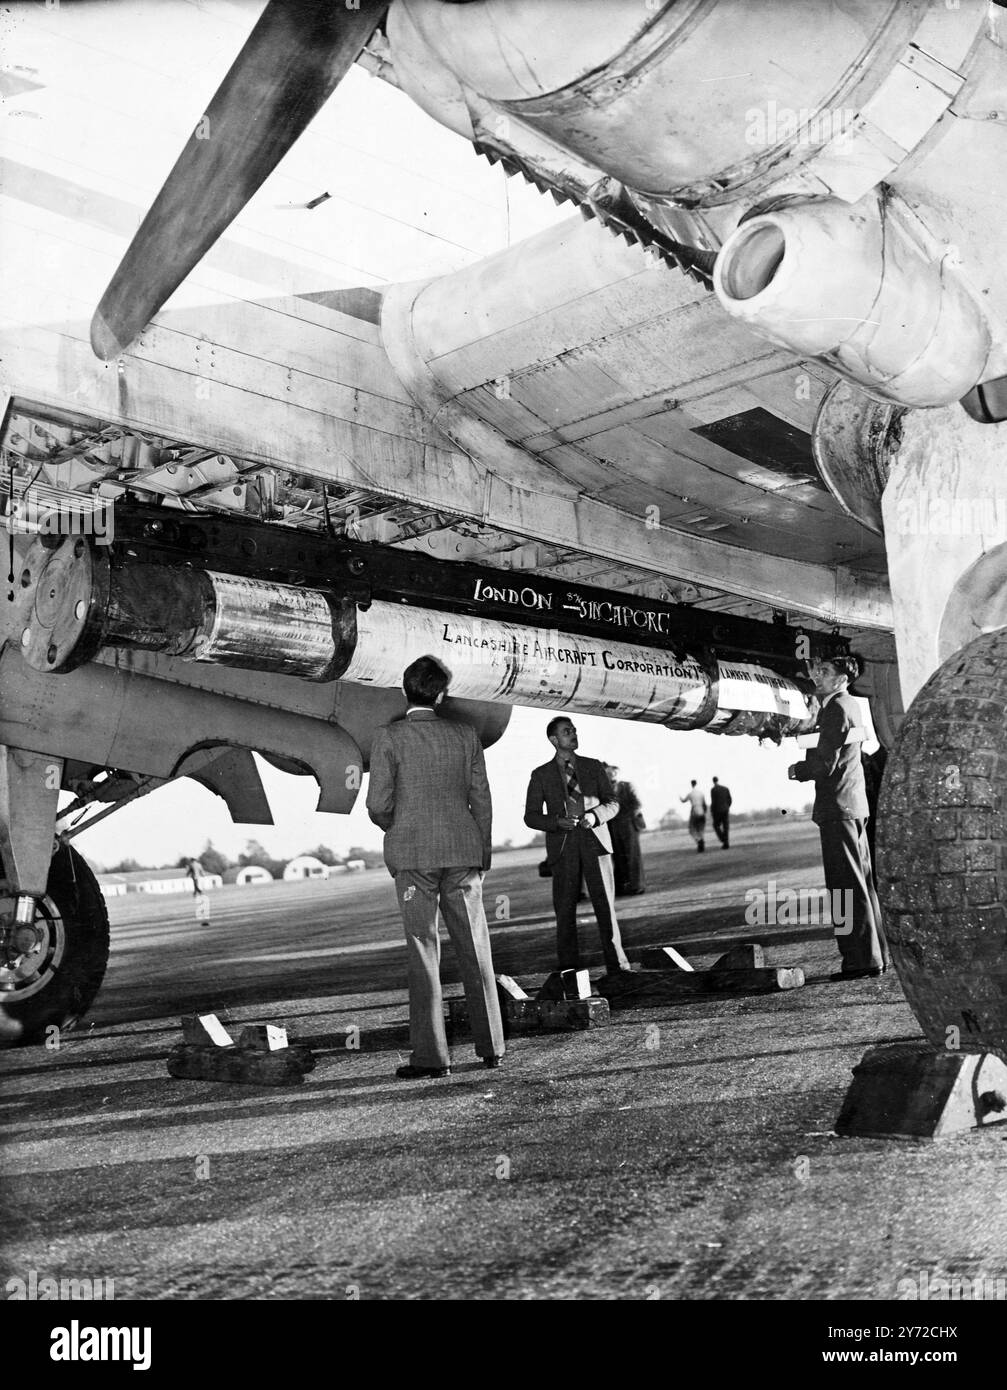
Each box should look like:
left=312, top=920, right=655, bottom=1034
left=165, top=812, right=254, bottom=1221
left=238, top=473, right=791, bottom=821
left=787, top=654, right=889, bottom=980
left=524, top=717, right=631, bottom=976
left=367, top=655, right=505, bottom=1079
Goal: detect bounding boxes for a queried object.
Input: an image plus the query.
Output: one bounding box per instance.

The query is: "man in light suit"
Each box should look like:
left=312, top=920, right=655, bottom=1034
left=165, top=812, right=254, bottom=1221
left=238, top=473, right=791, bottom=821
left=367, top=655, right=505, bottom=1079
left=788, top=654, right=890, bottom=980
left=524, top=716, right=631, bottom=975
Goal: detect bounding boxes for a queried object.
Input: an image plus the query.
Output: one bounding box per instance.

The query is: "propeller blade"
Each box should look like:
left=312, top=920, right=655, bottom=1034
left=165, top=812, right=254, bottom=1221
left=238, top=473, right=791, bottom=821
left=91, top=0, right=387, bottom=360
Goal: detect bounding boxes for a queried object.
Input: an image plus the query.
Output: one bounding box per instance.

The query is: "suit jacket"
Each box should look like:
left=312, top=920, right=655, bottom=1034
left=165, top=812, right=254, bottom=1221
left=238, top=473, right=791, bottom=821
left=366, top=709, right=491, bottom=874
left=792, top=691, right=869, bottom=823
left=615, top=780, right=642, bottom=820
left=524, top=755, right=619, bottom=866
left=710, top=784, right=732, bottom=814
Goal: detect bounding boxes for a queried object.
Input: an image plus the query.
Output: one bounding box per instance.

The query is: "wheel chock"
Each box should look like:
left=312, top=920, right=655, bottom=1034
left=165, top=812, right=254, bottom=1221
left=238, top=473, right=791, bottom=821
left=495, top=974, right=530, bottom=1002
left=237, top=1023, right=288, bottom=1050
left=640, top=943, right=772, bottom=974
left=836, top=1041, right=1007, bottom=1138
left=598, top=962, right=804, bottom=1007
left=536, top=997, right=610, bottom=1031
left=448, top=986, right=610, bottom=1037
left=639, top=946, right=695, bottom=971
left=537, top=969, right=591, bottom=1001
left=711, top=942, right=765, bottom=972
left=181, top=1013, right=235, bottom=1047
left=169, top=1015, right=315, bottom=1085
left=488, top=975, right=539, bottom=1034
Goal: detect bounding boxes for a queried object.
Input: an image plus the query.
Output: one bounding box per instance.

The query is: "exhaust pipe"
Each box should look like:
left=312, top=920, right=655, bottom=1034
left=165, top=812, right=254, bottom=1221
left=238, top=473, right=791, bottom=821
left=713, top=194, right=991, bottom=408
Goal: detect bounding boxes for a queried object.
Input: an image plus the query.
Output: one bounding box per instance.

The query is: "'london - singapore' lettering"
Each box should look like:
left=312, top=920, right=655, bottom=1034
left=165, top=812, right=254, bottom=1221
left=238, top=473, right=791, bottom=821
left=471, top=579, right=673, bottom=635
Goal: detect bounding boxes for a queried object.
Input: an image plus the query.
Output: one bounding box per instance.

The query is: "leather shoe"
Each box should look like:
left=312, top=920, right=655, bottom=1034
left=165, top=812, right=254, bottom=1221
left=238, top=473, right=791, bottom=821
left=395, top=1063, right=450, bottom=1079
left=830, top=966, right=884, bottom=981
left=483, top=1056, right=504, bottom=1069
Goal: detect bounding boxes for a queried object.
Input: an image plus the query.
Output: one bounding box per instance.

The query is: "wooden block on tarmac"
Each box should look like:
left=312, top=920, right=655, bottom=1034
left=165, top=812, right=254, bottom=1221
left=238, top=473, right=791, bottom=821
left=449, top=995, right=540, bottom=1038
left=598, top=965, right=805, bottom=1007
left=561, top=968, right=592, bottom=1000
left=237, top=1023, right=289, bottom=1051
left=495, top=974, right=530, bottom=1001
left=712, top=942, right=765, bottom=972
left=447, top=995, right=609, bottom=1035
left=181, top=1013, right=234, bottom=1047
left=537, top=968, right=594, bottom=1000
left=536, top=997, right=610, bottom=1031
left=836, top=1042, right=1007, bottom=1139
left=536, top=971, right=565, bottom=1001
left=166, top=1043, right=311, bottom=1086
left=639, top=946, right=695, bottom=971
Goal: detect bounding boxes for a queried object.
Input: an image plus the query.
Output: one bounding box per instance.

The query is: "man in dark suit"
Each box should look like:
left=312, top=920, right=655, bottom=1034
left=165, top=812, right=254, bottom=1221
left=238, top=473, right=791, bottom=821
left=788, top=655, right=890, bottom=980
left=710, top=777, right=732, bottom=849
left=367, top=655, right=504, bottom=1079
left=524, top=717, right=631, bottom=975
left=607, top=764, right=646, bottom=895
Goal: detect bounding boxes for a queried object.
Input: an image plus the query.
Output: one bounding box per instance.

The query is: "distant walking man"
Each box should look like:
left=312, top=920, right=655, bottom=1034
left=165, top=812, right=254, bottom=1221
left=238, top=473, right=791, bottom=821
left=525, top=718, right=631, bottom=975
left=681, top=780, right=707, bottom=852
left=185, top=857, right=203, bottom=893
left=186, top=857, right=210, bottom=924
left=788, top=655, right=889, bottom=980
left=367, top=655, right=504, bottom=1078
left=710, top=777, right=732, bottom=849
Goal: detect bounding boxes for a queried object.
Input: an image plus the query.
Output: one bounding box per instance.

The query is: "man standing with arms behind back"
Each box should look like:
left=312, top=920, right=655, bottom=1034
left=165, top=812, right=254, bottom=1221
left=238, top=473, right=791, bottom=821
left=788, top=654, right=890, bottom=981
left=525, top=717, right=631, bottom=977
left=367, top=655, right=505, bottom=1079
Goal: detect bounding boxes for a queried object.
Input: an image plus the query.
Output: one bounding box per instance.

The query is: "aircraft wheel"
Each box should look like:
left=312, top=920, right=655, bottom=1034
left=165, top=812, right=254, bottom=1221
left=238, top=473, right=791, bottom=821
left=877, top=629, right=1007, bottom=1059
left=1, top=843, right=110, bottom=1044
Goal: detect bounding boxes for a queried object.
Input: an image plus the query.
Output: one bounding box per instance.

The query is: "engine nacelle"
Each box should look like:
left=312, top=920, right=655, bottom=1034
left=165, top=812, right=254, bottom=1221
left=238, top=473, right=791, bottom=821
left=713, top=193, right=992, bottom=408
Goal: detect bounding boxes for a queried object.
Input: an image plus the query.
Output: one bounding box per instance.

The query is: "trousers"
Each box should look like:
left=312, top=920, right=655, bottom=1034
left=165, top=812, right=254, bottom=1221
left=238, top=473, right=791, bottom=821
left=818, top=818, right=889, bottom=972
left=395, top=866, right=504, bottom=1068
left=551, top=833, right=629, bottom=972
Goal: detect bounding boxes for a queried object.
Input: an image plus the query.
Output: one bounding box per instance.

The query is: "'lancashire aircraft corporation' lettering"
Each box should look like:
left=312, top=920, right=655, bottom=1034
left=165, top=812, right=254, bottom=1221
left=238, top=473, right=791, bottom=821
left=442, top=624, right=702, bottom=679
left=339, top=600, right=813, bottom=734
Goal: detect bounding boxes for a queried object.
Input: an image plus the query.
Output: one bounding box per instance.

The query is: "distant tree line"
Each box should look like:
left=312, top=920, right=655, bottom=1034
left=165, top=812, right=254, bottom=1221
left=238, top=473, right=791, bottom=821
left=98, top=838, right=385, bottom=876
left=94, top=806, right=815, bottom=876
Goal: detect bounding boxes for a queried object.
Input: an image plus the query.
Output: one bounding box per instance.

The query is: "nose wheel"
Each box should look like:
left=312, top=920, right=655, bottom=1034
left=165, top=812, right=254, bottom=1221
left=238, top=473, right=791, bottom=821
left=0, top=843, right=109, bottom=1044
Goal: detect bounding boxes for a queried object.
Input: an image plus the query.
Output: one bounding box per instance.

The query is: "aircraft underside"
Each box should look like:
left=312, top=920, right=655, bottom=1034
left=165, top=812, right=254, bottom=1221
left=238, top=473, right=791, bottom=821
left=2, top=0, right=1007, bottom=1061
